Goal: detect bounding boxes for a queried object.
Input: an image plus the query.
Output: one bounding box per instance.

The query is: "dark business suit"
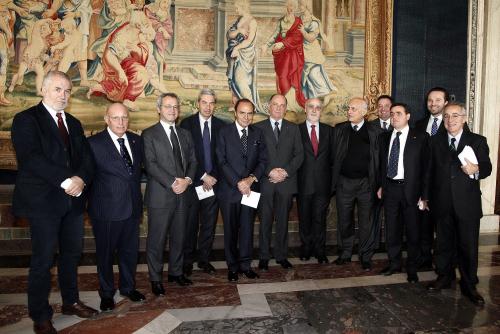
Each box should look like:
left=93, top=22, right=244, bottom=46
left=216, top=123, right=267, bottom=272
left=254, top=119, right=303, bottom=262
left=332, top=121, right=382, bottom=262
left=87, top=129, right=143, bottom=298
left=423, top=130, right=491, bottom=291
left=369, top=118, right=392, bottom=250
left=369, top=118, right=393, bottom=132
left=142, top=122, right=197, bottom=281
left=415, top=114, right=445, bottom=266
left=11, top=102, right=94, bottom=323
left=379, top=128, right=429, bottom=273
left=297, top=122, right=334, bottom=258
left=180, top=113, right=226, bottom=267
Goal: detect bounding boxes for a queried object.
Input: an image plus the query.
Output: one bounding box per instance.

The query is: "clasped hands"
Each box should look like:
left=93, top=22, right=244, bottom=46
left=268, top=168, right=287, bottom=184
left=201, top=175, right=217, bottom=191
left=172, top=178, right=190, bottom=194
left=65, top=176, right=85, bottom=197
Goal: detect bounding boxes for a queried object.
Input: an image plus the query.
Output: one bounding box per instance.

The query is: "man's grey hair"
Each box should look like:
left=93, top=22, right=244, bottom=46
left=156, top=92, right=179, bottom=109
left=42, top=71, right=72, bottom=89
left=444, top=102, right=467, bottom=115
left=198, top=88, right=217, bottom=103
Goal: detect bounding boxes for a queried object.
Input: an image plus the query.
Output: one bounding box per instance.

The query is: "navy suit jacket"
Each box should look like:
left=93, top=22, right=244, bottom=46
left=414, top=115, right=446, bottom=135
left=423, top=130, right=491, bottom=220
left=216, top=123, right=268, bottom=203
left=11, top=102, right=94, bottom=218
left=180, top=113, right=226, bottom=188
left=87, top=130, right=143, bottom=221
left=378, top=128, right=429, bottom=205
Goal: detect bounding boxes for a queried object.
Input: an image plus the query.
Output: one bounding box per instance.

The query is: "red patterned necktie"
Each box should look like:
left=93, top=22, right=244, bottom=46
left=56, top=112, right=69, bottom=147
left=311, top=125, right=318, bottom=157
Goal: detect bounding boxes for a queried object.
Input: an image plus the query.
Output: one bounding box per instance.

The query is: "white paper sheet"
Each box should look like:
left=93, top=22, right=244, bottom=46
left=458, top=145, right=478, bottom=179
left=195, top=185, right=215, bottom=200
left=241, top=191, right=261, bottom=208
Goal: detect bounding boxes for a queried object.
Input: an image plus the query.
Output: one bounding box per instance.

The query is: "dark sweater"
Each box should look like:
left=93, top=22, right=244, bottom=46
left=340, top=124, right=370, bottom=178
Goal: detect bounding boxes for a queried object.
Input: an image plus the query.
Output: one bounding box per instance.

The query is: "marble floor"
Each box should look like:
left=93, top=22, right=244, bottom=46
left=1, top=242, right=500, bottom=333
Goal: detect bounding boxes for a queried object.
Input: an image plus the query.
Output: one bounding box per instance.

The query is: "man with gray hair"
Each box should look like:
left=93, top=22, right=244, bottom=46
left=332, top=97, right=383, bottom=271
left=142, top=93, right=197, bottom=295
left=180, top=89, right=226, bottom=276
left=11, top=71, right=96, bottom=334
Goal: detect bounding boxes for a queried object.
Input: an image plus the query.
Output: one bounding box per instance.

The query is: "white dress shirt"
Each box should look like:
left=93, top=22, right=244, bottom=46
left=425, top=114, right=443, bottom=135
left=199, top=113, right=212, bottom=139
left=107, top=127, right=133, bottom=163
left=387, top=125, right=410, bottom=180
left=269, top=117, right=282, bottom=131
left=351, top=119, right=365, bottom=130
left=43, top=102, right=69, bottom=131
left=235, top=122, right=248, bottom=138
left=306, top=120, right=319, bottom=141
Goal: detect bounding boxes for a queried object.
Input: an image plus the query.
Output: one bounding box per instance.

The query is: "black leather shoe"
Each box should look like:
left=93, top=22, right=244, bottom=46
left=334, top=257, right=351, bottom=265
left=300, top=255, right=311, bottom=261
left=239, top=269, right=259, bottom=279
left=100, top=297, right=115, bottom=311
left=151, top=281, right=165, bottom=296
left=462, top=289, right=485, bottom=306
left=361, top=261, right=372, bottom=271
left=407, top=273, right=419, bottom=283
left=33, top=320, right=57, bottom=334
left=427, top=276, right=452, bottom=291
left=183, top=264, right=193, bottom=277
left=317, top=256, right=329, bottom=264
left=379, top=266, right=402, bottom=276
left=258, top=259, right=269, bottom=271
left=198, top=262, right=216, bottom=274
left=277, top=259, right=293, bottom=269
left=228, top=271, right=238, bottom=282
left=121, top=289, right=146, bottom=302
left=168, top=274, right=193, bottom=286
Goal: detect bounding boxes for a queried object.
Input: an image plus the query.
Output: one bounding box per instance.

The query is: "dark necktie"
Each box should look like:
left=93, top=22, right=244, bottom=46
left=431, top=117, right=438, bottom=136
left=311, top=124, right=318, bottom=157
left=117, top=138, right=133, bottom=175
left=241, top=128, right=248, bottom=157
left=387, top=131, right=402, bottom=179
left=56, top=112, right=69, bottom=147
left=170, top=126, right=184, bottom=176
left=382, top=121, right=387, bottom=130
left=273, top=121, right=280, bottom=143
left=353, top=125, right=358, bottom=132
left=450, top=137, right=457, bottom=152
left=202, top=120, right=213, bottom=173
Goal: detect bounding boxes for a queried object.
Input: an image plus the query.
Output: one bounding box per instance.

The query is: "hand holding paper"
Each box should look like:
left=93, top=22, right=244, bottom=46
left=458, top=145, right=478, bottom=179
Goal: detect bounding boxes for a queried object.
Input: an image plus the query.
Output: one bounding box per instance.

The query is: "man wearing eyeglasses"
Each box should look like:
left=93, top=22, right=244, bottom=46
left=88, top=103, right=146, bottom=311
left=142, top=93, right=197, bottom=296
left=423, top=103, right=491, bottom=306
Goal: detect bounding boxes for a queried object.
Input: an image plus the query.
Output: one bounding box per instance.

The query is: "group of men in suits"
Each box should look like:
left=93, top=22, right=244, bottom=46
left=11, top=71, right=492, bottom=333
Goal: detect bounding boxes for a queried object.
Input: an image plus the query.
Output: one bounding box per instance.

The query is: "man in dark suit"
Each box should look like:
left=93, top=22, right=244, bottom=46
left=297, top=98, right=335, bottom=264
left=255, top=94, right=303, bottom=271
left=216, top=98, right=268, bottom=282
left=414, top=87, right=449, bottom=270
left=377, top=103, right=429, bottom=283
left=424, top=102, right=492, bottom=306
left=88, top=103, right=145, bottom=312
left=180, top=89, right=226, bottom=276
left=142, top=93, right=197, bottom=296
left=11, top=71, right=96, bottom=334
left=369, top=95, right=393, bottom=132
left=332, top=97, right=383, bottom=271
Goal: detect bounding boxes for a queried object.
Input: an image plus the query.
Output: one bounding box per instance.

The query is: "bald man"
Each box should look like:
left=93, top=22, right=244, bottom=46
left=332, top=97, right=383, bottom=271
left=88, top=103, right=145, bottom=312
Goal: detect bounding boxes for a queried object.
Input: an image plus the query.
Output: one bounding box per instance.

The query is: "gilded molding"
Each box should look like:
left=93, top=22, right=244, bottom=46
left=364, top=0, right=393, bottom=118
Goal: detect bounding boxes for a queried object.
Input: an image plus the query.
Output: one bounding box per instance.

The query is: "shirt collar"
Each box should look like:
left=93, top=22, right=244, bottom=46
left=270, top=117, right=282, bottom=127
left=306, top=120, right=318, bottom=128
left=448, top=129, right=463, bottom=144
left=351, top=119, right=365, bottom=129
left=392, top=125, right=409, bottom=135
left=107, top=127, right=128, bottom=141
left=43, top=101, right=64, bottom=119
left=160, top=119, right=176, bottom=130
left=199, top=113, right=212, bottom=124
left=432, top=114, right=443, bottom=121
left=235, top=121, right=247, bottom=134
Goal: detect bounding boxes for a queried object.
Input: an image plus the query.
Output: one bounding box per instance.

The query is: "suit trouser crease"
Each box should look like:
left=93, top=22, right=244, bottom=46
left=92, top=217, right=139, bottom=297
left=221, top=202, right=255, bottom=272
left=298, top=193, right=330, bottom=257
left=184, top=195, right=219, bottom=265
left=259, top=191, right=293, bottom=261
left=383, top=183, right=420, bottom=273
left=28, top=211, right=84, bottom=322
left=335, top=176, right=374, bottom=261
left=147, top=198, right=187, bottom=281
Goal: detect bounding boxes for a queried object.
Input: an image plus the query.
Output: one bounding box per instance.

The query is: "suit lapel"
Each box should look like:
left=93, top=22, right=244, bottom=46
left=37, top=103, right=66, bottom=148
left=403, top=129, right=417, bottom=167
left=457, top=130, right=469, bottom=154
left=102, top=130, right=132, bottom=178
